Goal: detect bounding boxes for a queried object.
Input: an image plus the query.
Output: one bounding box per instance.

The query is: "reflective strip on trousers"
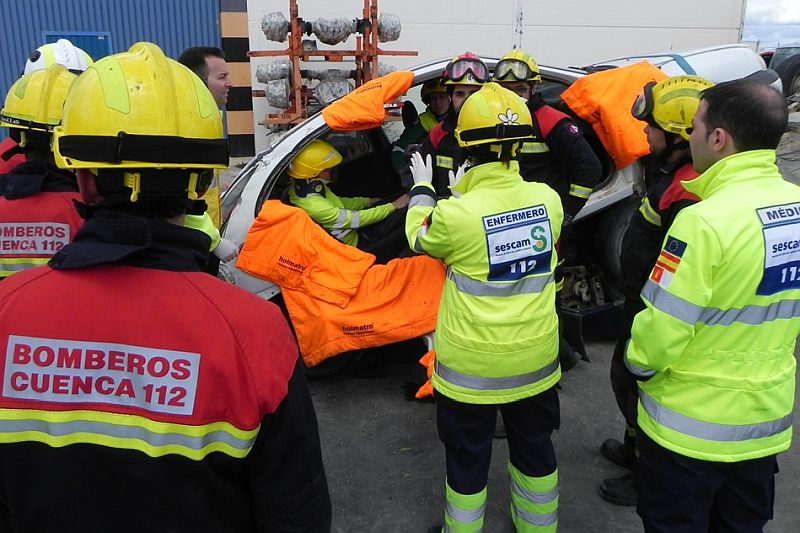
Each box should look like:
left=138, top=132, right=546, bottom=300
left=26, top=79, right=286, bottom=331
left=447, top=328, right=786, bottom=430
left=448, top=269, right=553, bottom=297
left=511, top=477, right=558, bottom=506
left=568, top=183, right=593, bottom=200
left=436, top=358, right=559, bottom=391
left=642, top=279, right=800, bottom=326
left=519, top=141, right=549, bottom=154
left=639, top=390, right=793, bottom=442
left=638, top=196, right=661, bottom=226
left=445, top=501, right=486, bottom=526
left=0, top=409, right=258, bottom=459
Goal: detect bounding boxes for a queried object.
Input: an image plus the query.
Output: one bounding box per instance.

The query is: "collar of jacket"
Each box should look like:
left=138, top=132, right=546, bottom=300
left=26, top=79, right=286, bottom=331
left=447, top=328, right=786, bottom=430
left=48, top=210, right=210, bottom=272
left=682, top=149, right=779, bottom=200
left=451, top=160, right=521, bottom=196
left=527, top=92, right=545, bottom=111
left=0, top=161, right=78, bottom=199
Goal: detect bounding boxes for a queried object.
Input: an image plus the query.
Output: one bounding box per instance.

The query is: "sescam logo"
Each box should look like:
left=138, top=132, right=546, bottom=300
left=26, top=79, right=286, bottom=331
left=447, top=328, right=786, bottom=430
left=3, top=335, right=200, bottom=415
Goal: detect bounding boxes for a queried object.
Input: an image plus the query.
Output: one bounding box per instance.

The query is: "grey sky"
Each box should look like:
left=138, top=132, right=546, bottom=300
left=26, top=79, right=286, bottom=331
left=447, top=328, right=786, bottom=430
left=743, top=0, right=800, bottom=48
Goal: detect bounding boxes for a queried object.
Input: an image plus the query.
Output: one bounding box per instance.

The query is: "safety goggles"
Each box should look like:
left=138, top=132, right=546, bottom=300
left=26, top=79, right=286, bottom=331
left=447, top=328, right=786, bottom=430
left=443, top=58, right=490, bottom=84
left=493, top=59, right=538, bottom=82
left=631, top=81, right=657, bottom=122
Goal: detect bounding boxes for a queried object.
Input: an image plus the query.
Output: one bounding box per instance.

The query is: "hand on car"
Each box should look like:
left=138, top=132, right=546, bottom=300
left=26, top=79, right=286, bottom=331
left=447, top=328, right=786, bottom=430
left=448, top=163, right=467, bottom=198
left=392, top=194, right=410, bottom=210
left=213, top=238, right=240, bottom=262
left=410, top=152, right=433, bottom=185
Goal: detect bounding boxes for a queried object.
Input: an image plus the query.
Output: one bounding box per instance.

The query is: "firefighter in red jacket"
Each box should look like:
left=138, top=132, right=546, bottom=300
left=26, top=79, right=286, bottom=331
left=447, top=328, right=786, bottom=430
left=598, top=75, right=714, bottom=507
left=0, top=42, right=331, bottom=532
left=419, top=52, right=489, bottom=197
left=493, top=49, right=602, bottom=220
left=0, top=65, right=83, bottom=279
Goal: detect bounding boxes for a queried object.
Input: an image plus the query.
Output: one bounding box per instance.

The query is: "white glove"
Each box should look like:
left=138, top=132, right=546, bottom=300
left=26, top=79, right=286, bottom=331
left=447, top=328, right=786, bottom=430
left=448, top=163, right=467, bottom=198
left=410, top=152, right=433, bottom=185
left=213, top=238, right=239, bottom=262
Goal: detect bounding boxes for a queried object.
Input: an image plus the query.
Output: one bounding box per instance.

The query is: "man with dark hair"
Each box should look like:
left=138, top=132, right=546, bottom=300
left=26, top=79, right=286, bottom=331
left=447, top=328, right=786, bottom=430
left=0, top=42, right=331, bottom=532
left=178, top=46, right=232, bottom=108
left=625, top=78, right=798, bottom=532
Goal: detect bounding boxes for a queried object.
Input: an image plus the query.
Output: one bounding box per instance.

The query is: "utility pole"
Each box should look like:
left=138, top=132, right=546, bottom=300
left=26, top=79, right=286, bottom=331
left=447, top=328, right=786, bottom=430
left=513, top=0, right=523, bottom=49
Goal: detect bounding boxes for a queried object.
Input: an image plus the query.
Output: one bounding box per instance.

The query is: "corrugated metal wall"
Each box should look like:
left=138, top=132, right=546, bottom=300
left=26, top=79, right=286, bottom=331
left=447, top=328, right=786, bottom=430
left=1, top=0, right=220, bottom=114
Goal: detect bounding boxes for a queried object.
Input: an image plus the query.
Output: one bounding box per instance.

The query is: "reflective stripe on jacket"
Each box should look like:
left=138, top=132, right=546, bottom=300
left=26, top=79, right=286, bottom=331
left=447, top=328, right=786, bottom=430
left=406, top=161, right=564, bottom=404
left=289, top=179, right=394, bottom=247
left=625, top=149, right=800, bottom=462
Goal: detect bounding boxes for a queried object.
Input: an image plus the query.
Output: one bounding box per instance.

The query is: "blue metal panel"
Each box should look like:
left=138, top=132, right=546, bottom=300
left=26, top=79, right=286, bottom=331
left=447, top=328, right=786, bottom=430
left=0, top=0, right=221, bottom=138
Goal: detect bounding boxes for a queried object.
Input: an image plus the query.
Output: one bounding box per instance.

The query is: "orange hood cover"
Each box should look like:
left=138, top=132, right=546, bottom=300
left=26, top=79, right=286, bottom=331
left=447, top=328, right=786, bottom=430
left=322, top=71, right=414, bottom=131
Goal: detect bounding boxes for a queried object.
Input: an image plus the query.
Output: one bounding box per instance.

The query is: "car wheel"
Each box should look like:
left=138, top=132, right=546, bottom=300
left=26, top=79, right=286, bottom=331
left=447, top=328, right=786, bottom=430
left=594, top=196, right=640, bottom=298
left=775, top=54, right=800, bottom=98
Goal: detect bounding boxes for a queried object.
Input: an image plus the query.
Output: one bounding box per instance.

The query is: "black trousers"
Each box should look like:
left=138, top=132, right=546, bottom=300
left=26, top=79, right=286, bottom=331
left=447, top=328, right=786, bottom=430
left=637, top=432, right=778, bottom=533
left=436, top=387, right=560, bottom=494
left=610, top=296, right=645, bottom=427
left=356, top=208, right=410, bottom=264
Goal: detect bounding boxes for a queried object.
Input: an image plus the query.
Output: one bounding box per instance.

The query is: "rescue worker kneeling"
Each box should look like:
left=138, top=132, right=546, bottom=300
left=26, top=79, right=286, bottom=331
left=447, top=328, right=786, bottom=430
left=288, top=139, right=410, bottom=263
left=406, top=82, right=562, bottom=532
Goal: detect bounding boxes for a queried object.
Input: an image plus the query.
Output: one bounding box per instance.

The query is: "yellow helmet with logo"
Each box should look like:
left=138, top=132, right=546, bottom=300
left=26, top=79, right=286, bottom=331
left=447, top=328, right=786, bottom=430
left=493, top=49, right=541, bottom=83
left=52, top=42, right=227, bottom=171
left=631, top=75, right=714, bottom=140
left=454, top=82, right=533, bottom=148
left=1, top=64, right=77, bottom=136
left=288, top=139, right=343, bottom=179
left=24, top=39, right=93, bottom=74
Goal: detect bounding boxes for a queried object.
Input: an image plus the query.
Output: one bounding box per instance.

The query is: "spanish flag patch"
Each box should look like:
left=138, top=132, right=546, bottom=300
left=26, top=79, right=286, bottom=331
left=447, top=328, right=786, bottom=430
left=650, top=236, right=688, bottom=288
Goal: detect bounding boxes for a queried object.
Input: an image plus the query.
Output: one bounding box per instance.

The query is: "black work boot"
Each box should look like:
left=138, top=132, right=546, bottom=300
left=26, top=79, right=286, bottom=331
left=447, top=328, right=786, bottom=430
left=600, top=438, right=634, bottom=468
left=598, top=471, right=638, bottom=506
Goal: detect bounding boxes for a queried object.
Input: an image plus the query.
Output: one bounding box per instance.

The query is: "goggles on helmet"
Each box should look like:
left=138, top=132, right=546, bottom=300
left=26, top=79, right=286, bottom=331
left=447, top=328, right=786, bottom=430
left=631, top=81, right=657, bottom=122
left=443, top=58, right=489, bottom=84
left=493, top=58, right=538, bottom=82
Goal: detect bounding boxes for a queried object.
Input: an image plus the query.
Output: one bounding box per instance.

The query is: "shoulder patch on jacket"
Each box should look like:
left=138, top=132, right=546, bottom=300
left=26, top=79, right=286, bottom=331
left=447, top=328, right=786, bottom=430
left=428, top=122, right=447, bottom=151
left=658, top=163, right=700, bottom=211
left=534, top=105, right=571, bottom=138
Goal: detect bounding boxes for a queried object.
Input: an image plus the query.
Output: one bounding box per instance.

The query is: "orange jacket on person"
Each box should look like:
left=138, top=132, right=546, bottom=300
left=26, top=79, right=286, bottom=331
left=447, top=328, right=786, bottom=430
left=561, top=62, right=668, bottom=169
left=237, top=200, right=445, bottom=367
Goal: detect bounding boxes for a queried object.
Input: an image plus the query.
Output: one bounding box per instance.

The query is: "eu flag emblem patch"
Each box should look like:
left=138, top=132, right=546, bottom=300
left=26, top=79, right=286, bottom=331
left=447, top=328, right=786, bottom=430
left=650, top=236, right=688, bottom=288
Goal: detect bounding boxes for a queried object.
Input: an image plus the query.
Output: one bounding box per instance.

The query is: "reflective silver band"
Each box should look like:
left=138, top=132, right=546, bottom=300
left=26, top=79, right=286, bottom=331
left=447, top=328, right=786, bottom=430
left=449, top=269, right=553, bottom=297
left=413, top=226, right=428, bottom=253
left=350, top=210, right=361, bottom=228
left=436, top=358, right=560, bottom=391
left=445, top=501, right=486, bottom=524
left=513, top=506, right=558, bottom=527
left=332, top=209, right=348, bottom=229
left=410, top=194, right=437, bottom=209
left=643, top=279, right=800, bottom=326
left=519, top=141, right=549, bottom=154
left=0, top=262, right=44, bottom=275
left=623, top=340, right=656, bottom=378
left=639, top=390, right=793, bottom=442
left=510, top=477, right=558, bottom=505
left=0, top=417, right=256, bottom=453
left=569, top=183, right=593, bottom=200
left=436, top=155, right=454, bottom=169
left=638, top=197, right=661, bottom=226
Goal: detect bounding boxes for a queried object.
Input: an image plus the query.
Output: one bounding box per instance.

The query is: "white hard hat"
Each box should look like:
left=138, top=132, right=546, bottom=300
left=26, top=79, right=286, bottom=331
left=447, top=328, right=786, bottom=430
left=24, top=39, right=93, bottom=74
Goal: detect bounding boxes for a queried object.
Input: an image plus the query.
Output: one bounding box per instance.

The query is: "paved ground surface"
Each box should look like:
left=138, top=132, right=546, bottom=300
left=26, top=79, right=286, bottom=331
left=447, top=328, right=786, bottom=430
left=309, top=340, right=800, bottom=533
left=307, top=120, right=800, bottom=533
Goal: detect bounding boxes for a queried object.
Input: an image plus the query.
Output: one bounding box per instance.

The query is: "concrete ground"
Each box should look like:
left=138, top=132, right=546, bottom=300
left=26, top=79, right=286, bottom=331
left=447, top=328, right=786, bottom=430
left=308, top=122, right=800, bottom=532
left=309, top=339, right=800, bottom=533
